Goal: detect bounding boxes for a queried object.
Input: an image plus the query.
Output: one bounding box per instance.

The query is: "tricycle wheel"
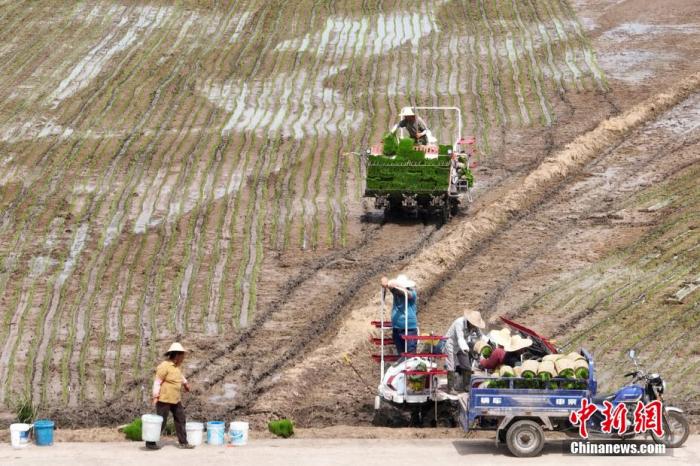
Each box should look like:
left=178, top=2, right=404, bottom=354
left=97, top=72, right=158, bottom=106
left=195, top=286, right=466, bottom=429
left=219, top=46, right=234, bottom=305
left=506, top=420, right=545, bottom=457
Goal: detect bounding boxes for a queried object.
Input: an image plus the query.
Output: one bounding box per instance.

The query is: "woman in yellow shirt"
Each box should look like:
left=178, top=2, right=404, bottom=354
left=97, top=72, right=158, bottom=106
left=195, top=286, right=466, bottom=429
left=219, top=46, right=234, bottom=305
left=147, top=342, right=194, bottom=450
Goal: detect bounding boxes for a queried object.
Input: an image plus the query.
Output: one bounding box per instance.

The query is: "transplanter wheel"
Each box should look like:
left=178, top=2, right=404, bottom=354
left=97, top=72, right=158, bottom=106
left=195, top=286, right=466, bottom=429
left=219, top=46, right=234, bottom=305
left=440, top=203, right=450, bottom=225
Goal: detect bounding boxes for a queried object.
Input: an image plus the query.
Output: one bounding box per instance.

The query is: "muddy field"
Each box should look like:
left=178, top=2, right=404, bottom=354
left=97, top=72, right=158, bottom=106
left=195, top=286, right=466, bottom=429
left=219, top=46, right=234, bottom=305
left=0, top=0, right=698, bottom=429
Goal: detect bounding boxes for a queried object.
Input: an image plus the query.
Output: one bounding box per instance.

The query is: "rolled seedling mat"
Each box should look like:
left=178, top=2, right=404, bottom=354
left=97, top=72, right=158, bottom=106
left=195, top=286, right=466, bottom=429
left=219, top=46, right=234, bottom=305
left=573, top=359, right=589, bottom=379
left=521, top=359, right=539, bottom=378
left=542, top=354, right=561, bottom=363
left=567, top=351, right=586, bottom=361
left=556, top=358, right=576, bottom=378
left=538, top=360, right=556, bottom=379
left=498, top=365, right=515, bottom=378
left=514, top=366, right=524, bottom=377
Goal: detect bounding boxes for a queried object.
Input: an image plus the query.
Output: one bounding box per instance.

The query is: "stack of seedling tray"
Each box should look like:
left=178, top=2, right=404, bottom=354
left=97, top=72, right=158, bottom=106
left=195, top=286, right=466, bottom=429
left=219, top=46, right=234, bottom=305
left=366, top=137, right=451, bottom=193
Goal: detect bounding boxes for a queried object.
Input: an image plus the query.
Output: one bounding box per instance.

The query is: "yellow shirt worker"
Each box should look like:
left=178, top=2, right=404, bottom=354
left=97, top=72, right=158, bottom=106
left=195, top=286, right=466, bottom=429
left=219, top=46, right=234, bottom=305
left=147, top=342, right=195, bottom=450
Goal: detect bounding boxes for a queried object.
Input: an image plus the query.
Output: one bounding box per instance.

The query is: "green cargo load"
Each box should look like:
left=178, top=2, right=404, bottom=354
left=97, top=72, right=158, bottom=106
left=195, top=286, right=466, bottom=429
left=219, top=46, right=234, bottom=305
left=365, top=145, right=451, bottom=193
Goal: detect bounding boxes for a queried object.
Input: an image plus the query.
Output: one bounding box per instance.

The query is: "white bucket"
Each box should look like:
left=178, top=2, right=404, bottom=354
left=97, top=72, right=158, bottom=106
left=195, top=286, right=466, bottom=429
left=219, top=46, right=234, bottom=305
left=186, top=422, right=203, bottom=446
left=141, top=414, right=163, bottom=442
left=229, top=421, right=249, bottom=446
left=10, top=423, right=31, bottom=449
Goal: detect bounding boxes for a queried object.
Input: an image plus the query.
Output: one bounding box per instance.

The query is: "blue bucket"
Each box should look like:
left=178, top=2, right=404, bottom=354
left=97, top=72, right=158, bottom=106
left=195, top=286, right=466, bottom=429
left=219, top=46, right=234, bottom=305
left=206, top=421, right=225, bottom=445
left=34, top=419, right=54, bottom=446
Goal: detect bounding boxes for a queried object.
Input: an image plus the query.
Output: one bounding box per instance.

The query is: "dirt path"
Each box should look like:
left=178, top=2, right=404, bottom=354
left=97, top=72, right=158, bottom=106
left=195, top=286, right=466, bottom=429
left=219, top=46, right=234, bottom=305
left=1, top=437, right=698, bottom=466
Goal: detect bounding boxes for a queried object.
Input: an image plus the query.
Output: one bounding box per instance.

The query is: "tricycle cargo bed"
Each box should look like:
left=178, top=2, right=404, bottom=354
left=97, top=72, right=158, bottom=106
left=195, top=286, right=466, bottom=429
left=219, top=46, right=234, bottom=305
left=470, top=383, right=587, bottom=415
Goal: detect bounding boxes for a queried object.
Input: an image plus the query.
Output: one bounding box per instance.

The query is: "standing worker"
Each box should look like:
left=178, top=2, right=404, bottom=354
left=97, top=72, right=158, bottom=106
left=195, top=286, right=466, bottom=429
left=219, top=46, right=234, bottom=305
left=381, top=274, right=419, bottom=356
left=443, top=310, right=486, bottom=393
left=148, top=342, right=195, bottom=450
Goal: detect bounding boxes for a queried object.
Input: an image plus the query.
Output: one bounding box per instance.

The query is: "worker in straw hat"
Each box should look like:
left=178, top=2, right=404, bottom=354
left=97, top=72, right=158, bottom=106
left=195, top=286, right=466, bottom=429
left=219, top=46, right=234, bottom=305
left=442, top=309, right=486, bottom=393
left=505, top=333, right=534, bottom=367
left=481, top=328, right=533, bottom=370
left=381, top=274, right=419, bottom=356
left=390, top=107, right=435, bottom=145
left=147, top=342, right=194, bottom=450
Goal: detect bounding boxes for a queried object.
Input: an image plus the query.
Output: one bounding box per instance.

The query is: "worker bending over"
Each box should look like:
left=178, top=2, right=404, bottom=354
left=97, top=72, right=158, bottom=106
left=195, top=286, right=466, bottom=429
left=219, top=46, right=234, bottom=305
left=443, top=310, right=486, bottom=393
left=390, top=107, right=436, bottom=145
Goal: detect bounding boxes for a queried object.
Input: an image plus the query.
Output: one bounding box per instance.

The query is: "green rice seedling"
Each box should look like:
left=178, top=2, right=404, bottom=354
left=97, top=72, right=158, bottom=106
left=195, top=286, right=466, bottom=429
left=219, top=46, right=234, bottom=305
left=460, top=167, right=475, bottom=188
left=14, top=395, right=35, bottom=424
left=268, top=419, right=294, bottom=438
left=383, top=133, right=398, bottom=156
left=397, top=138, right=416, bottom=159
left=122, top=418, right=142, bottom=441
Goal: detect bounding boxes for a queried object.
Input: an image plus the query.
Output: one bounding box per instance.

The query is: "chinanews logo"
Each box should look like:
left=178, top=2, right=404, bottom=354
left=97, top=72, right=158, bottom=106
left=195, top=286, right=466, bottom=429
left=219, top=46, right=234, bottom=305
left=566, top=399, right=669, bottom=456
left=569, top=442, right=667, bottom=456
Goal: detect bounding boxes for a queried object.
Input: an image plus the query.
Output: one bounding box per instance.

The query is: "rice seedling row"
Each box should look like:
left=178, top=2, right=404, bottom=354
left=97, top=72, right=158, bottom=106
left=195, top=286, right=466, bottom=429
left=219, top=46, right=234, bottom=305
left=65, top=5, right=201, bottom=403
left=556, top=0, right=608, bottom=91
left=268, top=4, right=326, bottom=251
left=31, top=34, right=190, bottom=404
left=160, top=6, right=265, bottom=338
left=494, top=0, right=532, bottom=126
left=510, top=0, right=553, bottom=126
left=0, top=5, right=180, bottom=309
left=199, top=1, right=286, bottom=331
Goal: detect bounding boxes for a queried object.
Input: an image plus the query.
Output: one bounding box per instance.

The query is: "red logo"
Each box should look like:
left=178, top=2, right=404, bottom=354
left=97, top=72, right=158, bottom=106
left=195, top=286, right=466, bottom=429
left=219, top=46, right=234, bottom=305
left=569, top=399, right=598, bottom=438
left=570, top=399, right=664, bottom=439
left=600, top=400, right=628, bottom=434
left=633, top=400, right=664, bottom=437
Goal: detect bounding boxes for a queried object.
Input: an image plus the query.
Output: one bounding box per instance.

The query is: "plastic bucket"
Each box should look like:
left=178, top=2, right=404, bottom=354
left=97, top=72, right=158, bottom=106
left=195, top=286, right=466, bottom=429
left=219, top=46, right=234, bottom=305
left=10, top=423, right=31, bottom=449
left=141, top=414, right=164, bottom=442
left=186, top=422, right=204, bottom=446
left=206, top=421, right=225, bottom=445
left=34, top=419, right=54, bottom=446
left=229, top=421, right=249, bottom=446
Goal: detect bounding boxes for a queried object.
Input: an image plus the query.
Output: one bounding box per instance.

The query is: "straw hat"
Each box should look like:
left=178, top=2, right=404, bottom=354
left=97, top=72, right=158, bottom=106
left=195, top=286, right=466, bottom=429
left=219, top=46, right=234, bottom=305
left=164, top=342, right=187, bottom=355
left=392, top=274, right=416, bottom=289
left=488, top=328, right=512, bottom=349
left=473, top=340, right=487, bottom=354
left=509, top=334, right=533, bottom=352
left=400, top=106, right=415, bottom=118
left=463, top=309, right=485, bottom=329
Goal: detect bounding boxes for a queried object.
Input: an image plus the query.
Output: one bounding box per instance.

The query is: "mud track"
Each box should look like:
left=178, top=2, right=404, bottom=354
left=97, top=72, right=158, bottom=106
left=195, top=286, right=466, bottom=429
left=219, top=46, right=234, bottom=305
left=57, top=218, right=439, bottom=425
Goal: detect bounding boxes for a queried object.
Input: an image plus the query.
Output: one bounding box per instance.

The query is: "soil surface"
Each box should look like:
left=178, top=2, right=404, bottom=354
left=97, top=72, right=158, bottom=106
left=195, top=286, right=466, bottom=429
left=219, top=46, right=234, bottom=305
left=1, top=436, right=699, bottom=465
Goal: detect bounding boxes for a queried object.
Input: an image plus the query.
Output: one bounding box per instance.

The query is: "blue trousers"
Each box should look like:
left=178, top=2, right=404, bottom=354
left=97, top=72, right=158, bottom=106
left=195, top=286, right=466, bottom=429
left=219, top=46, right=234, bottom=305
left=392, top=328, right=418, bottom=355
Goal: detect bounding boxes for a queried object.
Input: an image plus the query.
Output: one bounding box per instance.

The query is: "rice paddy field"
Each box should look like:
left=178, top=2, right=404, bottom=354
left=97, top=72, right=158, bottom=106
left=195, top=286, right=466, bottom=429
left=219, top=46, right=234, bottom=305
left=0, top=0, right=698, bottom=427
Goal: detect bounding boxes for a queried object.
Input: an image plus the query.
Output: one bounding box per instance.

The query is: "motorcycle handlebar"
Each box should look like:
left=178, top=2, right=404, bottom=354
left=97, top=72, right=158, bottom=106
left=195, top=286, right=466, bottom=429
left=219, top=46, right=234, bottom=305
left=624, top=371, right=637, bottom=377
